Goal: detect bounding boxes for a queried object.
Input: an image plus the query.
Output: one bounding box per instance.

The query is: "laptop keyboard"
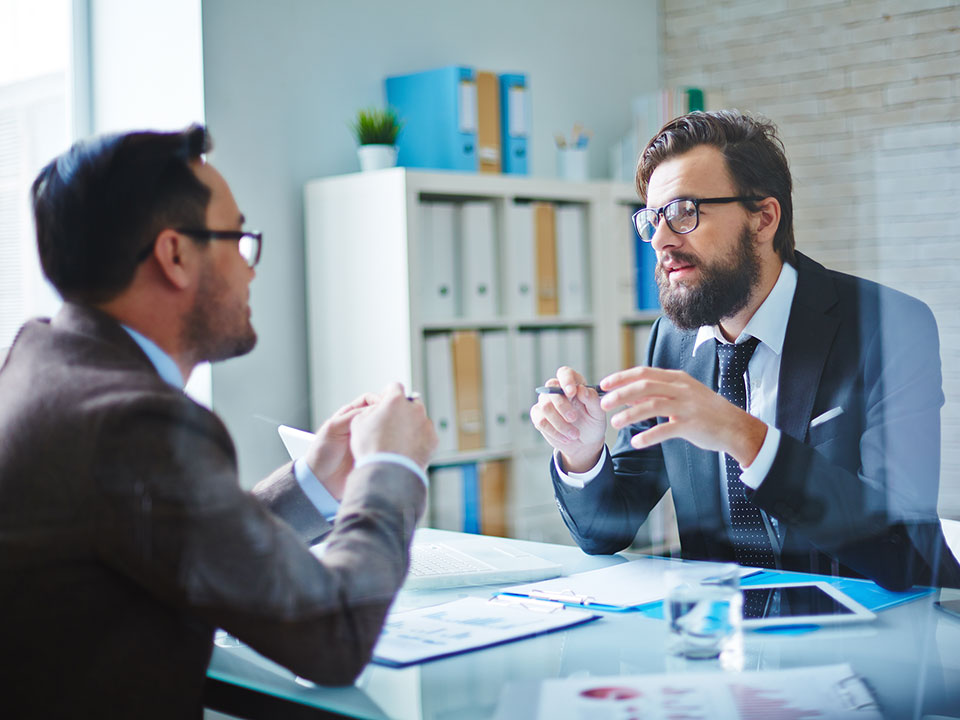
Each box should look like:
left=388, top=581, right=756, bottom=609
left=409, top=543, right=493, bottom=577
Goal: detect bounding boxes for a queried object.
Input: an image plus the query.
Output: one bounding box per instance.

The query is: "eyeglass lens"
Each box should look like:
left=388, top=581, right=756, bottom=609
left=636, top=199, right=698, bottom=241
left=238, top=234, right=259, bottom=267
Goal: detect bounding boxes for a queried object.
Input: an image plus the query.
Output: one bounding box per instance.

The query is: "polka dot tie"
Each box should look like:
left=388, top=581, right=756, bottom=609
left=717, top=336, right=777, bottom=570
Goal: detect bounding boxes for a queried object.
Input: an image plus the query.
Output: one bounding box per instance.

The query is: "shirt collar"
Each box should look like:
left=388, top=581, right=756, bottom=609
left=121, top=325, right=185, bottom=389
left=692, top=261, right=798, bottom=355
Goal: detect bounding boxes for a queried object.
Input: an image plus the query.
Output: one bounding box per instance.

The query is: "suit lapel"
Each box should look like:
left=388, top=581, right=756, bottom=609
left=777, top=254, right=840, bottom=441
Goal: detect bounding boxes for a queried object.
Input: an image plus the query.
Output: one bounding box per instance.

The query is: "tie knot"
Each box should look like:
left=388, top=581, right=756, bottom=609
left=716, top=336, right=761, bottom=379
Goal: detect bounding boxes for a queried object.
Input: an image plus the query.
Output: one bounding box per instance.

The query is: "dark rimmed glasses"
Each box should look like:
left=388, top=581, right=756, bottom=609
left=632, top=196, right=763, bottom=242
left=177, top=229, right=263, bottom=268
left=136, top=228, right=263, bottom=267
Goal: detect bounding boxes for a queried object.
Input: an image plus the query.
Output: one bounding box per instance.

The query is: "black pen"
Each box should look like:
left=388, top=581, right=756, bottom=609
left=536, top=384, right=607, bottom=397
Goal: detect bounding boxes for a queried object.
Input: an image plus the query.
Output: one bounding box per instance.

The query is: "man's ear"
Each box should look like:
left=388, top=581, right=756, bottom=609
left=753, top=196, right=781, bottom=246
left=151, top=230, right=194, bottom=290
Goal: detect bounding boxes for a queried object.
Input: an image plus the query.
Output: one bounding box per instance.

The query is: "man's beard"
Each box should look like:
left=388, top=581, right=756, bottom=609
left=183, top=264, right=257, bottom=364
left=655, top=224, right=760, bottom=331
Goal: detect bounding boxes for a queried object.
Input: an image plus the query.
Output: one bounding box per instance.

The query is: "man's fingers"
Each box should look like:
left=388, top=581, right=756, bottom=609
left=532, top=402, right=581, bottom=442
left=629, top=422, right=678, bottom=449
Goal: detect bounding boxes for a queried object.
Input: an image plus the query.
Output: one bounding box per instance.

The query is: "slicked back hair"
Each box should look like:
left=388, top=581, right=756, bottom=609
left=636, top=110, right=795, bottom=264
left=31, top=123, right=212, bottom=303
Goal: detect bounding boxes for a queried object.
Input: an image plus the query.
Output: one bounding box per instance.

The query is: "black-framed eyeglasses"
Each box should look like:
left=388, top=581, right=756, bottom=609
left=135, top=229, right=263, bottom=267
left=632, top=196, right=763, bottom=242
left=177, top=229, right=263, bottom=268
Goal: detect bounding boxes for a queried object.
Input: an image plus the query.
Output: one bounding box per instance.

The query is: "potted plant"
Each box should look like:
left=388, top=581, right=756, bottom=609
left=350, top=107, right=403, bottom=171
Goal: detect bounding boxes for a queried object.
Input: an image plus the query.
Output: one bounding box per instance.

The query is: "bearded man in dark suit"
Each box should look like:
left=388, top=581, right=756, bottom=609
left=531, top=110, right=959, bottom=592
left=0, top=125, right=437, bottom=717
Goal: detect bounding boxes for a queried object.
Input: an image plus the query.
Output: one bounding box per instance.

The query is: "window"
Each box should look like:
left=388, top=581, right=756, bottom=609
left=0, top=0, right=75, bottom=348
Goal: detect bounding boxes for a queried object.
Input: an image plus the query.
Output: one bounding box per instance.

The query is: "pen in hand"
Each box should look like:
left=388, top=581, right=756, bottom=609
left=536, top=384, right=607, bottom=398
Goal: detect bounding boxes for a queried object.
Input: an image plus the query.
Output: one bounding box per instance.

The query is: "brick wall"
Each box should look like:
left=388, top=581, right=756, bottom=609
left=661, top=0, right=960, bottom=517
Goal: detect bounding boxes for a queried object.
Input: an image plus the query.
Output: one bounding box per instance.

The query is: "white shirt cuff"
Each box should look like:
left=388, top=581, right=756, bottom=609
left=293, top=457, right=340, bottom=521
left=738, top=425, right=780, bottom=490
left=555, top=446, right=608, bottom=488
left=355, top=452, right=429, bottom=489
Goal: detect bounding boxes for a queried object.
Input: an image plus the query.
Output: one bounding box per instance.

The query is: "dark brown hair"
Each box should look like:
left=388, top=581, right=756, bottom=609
left=31, top=124, right=212, bottom=303
left=636, top=110, right=795, bottom=263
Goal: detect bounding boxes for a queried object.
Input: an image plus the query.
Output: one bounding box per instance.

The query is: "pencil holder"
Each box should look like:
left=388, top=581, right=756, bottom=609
left=557, top=147, right=588, bottom=181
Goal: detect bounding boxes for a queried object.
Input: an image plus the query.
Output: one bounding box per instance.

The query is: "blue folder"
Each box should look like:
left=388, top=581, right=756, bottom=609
left=385, top=66, right=477, bottom=172
left=499, top=73, right=529, bottom=175
left=632, top=213, right=660, bottom=310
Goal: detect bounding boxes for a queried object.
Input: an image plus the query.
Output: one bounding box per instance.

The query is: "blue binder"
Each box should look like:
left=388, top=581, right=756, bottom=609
left=499, top=73, right=529, bottom=175
left=632, top=211, right=660, bottom=310
left=385, top=66, right=477, bottom=171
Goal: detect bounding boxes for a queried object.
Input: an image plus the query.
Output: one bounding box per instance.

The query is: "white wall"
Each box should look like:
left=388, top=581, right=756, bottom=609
left=201, top=0, right=662, bottom=486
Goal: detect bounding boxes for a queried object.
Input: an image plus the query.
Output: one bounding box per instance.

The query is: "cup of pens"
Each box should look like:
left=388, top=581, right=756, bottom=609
left=556, top=124, right=591, bottom=181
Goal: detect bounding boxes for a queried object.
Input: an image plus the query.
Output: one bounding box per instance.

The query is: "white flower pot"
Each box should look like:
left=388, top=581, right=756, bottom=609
left=357, top=144, right=398, bottom=171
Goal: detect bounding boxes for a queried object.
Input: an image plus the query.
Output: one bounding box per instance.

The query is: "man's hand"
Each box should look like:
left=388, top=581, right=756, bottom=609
left=304, top=392, right=381, bottom=500
left=529, top=366, right=607, bottom=473
left=350, top=382, right=438, bottom=470
left=599, top=366, right=767, bottom=467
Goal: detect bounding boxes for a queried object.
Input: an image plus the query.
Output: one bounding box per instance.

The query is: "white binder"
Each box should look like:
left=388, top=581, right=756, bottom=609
left=424, top=333, right=458, bottom=455
left=460, top=200, right=499, bottom=319
left=560, top=328, right=590, bottom=381
left=420, top=202, right=460, bottom=322
left=513, top=331, right=541, bottom=448
left=555, top=204, right=588, bottom=317
left=481, top=330, right=511, bottom=449
left=429, top=466, right=465, bottom=532
left=505, top=201, right=536, bottom=317
left=537, top=329, right=563, bottom=387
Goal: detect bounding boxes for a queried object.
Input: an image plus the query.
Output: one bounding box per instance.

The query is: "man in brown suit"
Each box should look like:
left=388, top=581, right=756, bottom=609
left=0, top=125, right=437, bottom=717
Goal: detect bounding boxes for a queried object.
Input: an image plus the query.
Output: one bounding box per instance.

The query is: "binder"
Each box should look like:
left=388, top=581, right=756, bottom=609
left=479, top=460, right=509, bottom=537
left=419, top=202, right=460, bottom=322
left=633, top=323, right=652, bottom=367
left=462, top=463, right=480, bottom=534
left=533, top=202, right=558, bottom=315
left=537, top=329, right=563, bottom=386
left=385, top=66, right=477, bottom=171
left=499, top=73, right=529, bottom=175
left=424, top=333, right=458, bottom=454
left=429, top=465, right=465, bottom=531
left=513, top=331, right=541, bottom=448
left=460, top=200, right=499, bottom=319
left=480, top=330, right=511, bottom=448
left=451, top=330, right=485, bottom=451
left=631, top=206, right=660, bottom=310
left=554, top=204, right=588, bottom=316
left=476, top=71, right=502, bottom=174
left=505, top=201, right=535, bottom=317
left=560, top=328, right=590, bottom=381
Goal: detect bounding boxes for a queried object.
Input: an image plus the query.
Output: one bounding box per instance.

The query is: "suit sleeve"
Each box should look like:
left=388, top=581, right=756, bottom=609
left=92, top=395, right=425, bottom=685
left=752, top=294, right=959, bottom=590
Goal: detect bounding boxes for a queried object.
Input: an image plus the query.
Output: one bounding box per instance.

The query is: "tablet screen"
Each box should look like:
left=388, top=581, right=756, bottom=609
left=742, top=584, right=856, bottom=619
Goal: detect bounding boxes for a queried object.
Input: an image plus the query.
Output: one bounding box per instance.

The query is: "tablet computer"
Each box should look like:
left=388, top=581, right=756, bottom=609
left=740, top=581, right=876, bottom=628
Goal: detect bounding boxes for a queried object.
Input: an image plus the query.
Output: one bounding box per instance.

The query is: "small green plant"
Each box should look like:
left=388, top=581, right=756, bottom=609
left=349, top=107, right=403, bottom=146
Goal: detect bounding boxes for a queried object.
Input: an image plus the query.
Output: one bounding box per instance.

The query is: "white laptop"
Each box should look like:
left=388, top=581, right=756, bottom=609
left=278, top=424, right=562, bottom=590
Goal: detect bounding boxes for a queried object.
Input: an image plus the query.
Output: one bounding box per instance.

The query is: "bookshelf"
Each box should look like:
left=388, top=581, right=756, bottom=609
left=304, top=168, right=677, bottom=551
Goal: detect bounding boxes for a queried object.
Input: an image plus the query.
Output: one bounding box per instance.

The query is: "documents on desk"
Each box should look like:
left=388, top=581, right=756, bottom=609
left=500, top=557, right=762, bottom=611
left=371, top=596, right=600, bottom=668
left=502, top=663, right=881, bottom=720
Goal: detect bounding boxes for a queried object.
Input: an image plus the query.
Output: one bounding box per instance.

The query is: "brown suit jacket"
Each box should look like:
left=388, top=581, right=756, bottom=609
left=0, top=303, right=426, bottom=718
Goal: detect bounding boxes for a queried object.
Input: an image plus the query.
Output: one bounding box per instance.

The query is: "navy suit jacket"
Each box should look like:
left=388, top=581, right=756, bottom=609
left=553, top=253, right=960, bottom=591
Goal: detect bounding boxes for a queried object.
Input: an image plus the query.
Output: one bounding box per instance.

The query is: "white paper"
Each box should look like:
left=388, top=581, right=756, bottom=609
left=502, top=556, right=684, bottom=609
left=533, top=664, right=881, bottom=720
left=372, top=596, right=598, bottom=667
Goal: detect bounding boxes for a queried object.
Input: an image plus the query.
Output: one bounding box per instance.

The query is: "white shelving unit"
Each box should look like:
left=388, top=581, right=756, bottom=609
left=303, top=168, right=675, bottom=548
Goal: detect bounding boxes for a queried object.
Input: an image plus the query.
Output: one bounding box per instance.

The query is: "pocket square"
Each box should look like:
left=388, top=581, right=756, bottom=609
left=810, top=406, right=844, bottom=428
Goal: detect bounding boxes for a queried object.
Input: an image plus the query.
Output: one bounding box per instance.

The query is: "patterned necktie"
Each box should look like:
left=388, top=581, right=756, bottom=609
left=716, top=336, right=777, bottom=570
